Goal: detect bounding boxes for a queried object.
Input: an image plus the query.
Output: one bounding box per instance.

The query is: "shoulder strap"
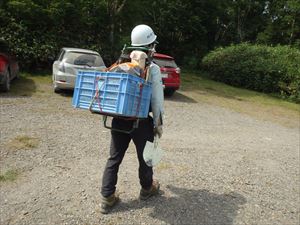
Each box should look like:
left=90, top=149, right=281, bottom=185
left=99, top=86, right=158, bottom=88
left=142, top=65, right=151, bottom=81
left=106, top=62, right=118, bottom=72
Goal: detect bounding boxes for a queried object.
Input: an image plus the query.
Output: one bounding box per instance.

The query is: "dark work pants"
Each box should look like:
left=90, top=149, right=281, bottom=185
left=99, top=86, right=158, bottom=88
left=101, top=116, right=154, bottom=197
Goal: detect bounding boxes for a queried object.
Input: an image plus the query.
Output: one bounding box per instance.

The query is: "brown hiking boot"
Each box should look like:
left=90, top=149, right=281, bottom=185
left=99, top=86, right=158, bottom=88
left=139, top=180, right=160, bottom=200
left=100, top=192, right=120, bottom=214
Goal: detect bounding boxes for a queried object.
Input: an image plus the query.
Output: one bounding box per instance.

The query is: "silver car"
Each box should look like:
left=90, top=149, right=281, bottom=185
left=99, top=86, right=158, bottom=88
left=52, top=47, right=106, bottom=92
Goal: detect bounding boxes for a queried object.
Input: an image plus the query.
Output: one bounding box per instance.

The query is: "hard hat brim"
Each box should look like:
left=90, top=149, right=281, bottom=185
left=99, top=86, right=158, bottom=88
left=132, top=35, right=158, bottom=47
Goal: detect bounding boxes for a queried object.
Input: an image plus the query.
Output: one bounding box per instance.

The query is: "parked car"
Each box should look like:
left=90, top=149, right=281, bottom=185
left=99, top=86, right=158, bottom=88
left=52, top=48, right=106, bottom=92
left=153, top=53, right=180, bottom=96
left=0, top=45, right=19, bottom=92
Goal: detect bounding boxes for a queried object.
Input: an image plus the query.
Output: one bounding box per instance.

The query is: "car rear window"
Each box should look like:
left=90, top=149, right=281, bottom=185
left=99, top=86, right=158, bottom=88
left=153, top=58, right=177, bottom=68
left=64, top=52, right=105, bottom=67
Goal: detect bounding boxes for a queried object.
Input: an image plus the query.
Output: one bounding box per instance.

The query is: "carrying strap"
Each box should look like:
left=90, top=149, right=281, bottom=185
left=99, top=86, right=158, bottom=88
left=105, top=62, right=118, bottom=71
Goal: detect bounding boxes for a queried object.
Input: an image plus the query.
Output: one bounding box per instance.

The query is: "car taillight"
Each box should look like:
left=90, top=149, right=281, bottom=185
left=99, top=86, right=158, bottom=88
left=175, top=67, right=180, bottom=74
left=58, top=63, right=65, bottom=72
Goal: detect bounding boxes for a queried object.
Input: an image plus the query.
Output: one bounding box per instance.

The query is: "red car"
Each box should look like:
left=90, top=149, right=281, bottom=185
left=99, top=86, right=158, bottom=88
left=0, top=51, right=19, bottom=92
left=153, top=53, right=180, bottom=96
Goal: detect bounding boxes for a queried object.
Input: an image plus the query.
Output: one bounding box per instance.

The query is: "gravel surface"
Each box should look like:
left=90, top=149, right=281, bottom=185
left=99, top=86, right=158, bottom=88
left=0, top=82, right=299, bottom=225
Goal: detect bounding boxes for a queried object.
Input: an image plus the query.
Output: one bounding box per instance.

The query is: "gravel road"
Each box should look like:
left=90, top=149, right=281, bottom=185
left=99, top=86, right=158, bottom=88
left=0, top=81, right=299, bottom=225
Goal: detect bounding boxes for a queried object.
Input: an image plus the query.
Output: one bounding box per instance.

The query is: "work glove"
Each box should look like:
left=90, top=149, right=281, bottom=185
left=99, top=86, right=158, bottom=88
left=154, top=125, right=163, bottom=138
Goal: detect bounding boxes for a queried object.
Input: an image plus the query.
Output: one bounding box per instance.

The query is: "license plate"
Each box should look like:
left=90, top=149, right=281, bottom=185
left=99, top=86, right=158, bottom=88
left=161, top=73, right=168, bottom=78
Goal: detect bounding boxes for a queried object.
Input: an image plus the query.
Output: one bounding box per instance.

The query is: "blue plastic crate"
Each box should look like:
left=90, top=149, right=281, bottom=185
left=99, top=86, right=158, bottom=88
left=72, top=71, right=152, bottom=118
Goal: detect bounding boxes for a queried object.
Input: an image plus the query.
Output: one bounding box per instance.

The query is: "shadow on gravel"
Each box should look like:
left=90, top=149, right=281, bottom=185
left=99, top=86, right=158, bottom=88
left=114, top=185, right=246, bottom=225
left=165, top=92, right=197, bottom=103
left=55, top=89, right=74, bottom=98
left=0, top=77, right=36, bottom=97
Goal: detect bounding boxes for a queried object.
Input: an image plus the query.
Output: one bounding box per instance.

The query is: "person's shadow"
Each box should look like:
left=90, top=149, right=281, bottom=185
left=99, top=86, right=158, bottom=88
left=114, top=185, right=246, bottom=225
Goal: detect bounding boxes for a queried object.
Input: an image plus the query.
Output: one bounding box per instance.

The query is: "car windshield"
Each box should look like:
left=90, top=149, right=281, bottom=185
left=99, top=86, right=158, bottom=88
left=153, top=58, right=177, bottom=68
left=64, top=52, right=105, bottom=67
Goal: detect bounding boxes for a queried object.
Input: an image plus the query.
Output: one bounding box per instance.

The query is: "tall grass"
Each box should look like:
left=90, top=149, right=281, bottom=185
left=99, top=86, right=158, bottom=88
left=181, top=71, right=300, bottom=112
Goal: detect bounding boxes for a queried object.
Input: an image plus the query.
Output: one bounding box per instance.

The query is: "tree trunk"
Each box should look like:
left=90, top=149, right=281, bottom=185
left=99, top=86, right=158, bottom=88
left=106, top=0, right=126, bottom=61
left=237, top=7, right=243, bottom=42
left=289, top=16, right=295, bottom=45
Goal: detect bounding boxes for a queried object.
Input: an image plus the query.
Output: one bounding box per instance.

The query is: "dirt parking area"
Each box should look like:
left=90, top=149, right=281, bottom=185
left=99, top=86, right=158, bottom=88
left=0, top=77, right=299, bottom=225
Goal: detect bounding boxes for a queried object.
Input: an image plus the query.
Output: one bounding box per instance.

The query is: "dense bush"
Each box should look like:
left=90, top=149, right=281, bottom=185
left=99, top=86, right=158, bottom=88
left=1, top=0, right=299, bottom=71
left=202, top=44, right=300, bottom=102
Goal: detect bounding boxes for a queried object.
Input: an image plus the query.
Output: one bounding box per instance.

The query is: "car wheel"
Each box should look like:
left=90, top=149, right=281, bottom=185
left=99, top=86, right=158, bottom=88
left=53, top=83, right=61, bottom=93
left=0, top=69, right=10, bottom=92
left=164, top=89, right=175, bottom=97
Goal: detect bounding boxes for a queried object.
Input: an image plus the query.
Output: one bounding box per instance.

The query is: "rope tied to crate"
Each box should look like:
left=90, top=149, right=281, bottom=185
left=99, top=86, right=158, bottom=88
left=111, top=81, right=144, bottom=121
left=89, top=73, right=147, bottom=123
left=94, top=76, right=106, bottom=113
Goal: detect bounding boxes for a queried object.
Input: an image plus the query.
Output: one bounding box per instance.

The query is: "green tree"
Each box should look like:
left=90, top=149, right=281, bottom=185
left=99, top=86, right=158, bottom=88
left=257, top=0, right=300, bottom=47
left=1, top=0, right=299, bottom=70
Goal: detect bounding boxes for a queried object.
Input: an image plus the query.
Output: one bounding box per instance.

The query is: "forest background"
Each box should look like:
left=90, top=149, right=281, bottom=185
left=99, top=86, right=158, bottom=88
left=0, top=0, right=299, bottom=70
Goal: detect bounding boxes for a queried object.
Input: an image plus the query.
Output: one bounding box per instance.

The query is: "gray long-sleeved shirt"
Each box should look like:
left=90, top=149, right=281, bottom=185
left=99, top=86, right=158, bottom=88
left=148, top=62, right=164, bottom=127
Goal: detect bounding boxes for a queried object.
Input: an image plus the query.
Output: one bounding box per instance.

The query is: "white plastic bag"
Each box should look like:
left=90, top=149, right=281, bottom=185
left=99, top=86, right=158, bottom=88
left=143, top=136, right=163, bottom=167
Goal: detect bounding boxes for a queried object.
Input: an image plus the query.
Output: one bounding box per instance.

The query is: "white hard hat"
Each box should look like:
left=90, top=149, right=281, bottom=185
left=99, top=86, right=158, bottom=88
left=131, top=24, right=157, bottom=46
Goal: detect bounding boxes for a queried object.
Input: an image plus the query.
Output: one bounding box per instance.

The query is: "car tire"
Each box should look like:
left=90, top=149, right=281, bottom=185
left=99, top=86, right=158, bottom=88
left=0, top=69, right=10, bottom=92
left=54, top=84, right=61, bottom=93
left=164, top=89, right=175, bottom=97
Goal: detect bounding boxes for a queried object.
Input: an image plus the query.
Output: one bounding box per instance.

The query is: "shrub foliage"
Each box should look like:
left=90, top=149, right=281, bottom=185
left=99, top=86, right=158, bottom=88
left=1, top=1, right=299, bottom=71
left=202, top=44, right=300, bottom=102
